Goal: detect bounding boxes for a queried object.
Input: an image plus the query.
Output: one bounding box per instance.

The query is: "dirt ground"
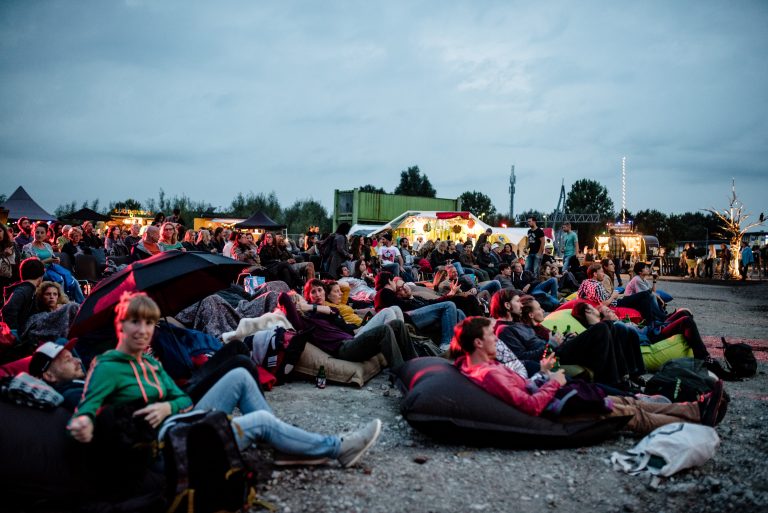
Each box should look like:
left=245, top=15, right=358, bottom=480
left=255, top=279, right=768, bottom=513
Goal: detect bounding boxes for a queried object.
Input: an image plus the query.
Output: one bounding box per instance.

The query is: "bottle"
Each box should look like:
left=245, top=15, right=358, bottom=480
left=316, top=365, right=326, bottom=389
left=623, top=314, right=631, bottom=324
left=564, top=324, right=571, bottom=335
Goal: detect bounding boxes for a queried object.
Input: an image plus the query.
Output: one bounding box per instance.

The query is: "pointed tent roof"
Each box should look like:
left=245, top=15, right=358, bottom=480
left=1, top=186, right=56, bottom=221
left=234, top=212, right=285, bottom=229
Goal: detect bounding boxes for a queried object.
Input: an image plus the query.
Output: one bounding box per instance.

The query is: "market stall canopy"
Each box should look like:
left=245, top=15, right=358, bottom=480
left=234, top=211, right=285, bottom=229
left=59, top=207, right=112, bottom=222
left=0, top=186, right=56, bottom=221
left=349, top=223, right=384, bottom=237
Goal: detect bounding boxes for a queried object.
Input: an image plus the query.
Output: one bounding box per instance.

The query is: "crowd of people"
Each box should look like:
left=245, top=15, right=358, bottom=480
left=0, top=212, right=742, bottom=508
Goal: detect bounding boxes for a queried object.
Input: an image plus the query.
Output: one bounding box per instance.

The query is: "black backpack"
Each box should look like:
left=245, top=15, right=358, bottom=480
left=644, top=358, right=716, bottom=402
left=722, top=337, right=757, bottom=379
left=161, top=410, right=256, bottom=513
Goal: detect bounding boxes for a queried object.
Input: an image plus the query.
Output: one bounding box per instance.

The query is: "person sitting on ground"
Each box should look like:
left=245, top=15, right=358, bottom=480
left=454, top=316, right=726, bottom=434
left=258, top=232, right=301, bottom=288
left=22, top=222, right=84, bottom=303
left=276, top=234, right=315, bottom=282
left=398, top=237, right=419, bottom=281
left=29, top=339, right=86, bottom=409
left=616, top=262, right=668, bottom=326
left=181, top=229, right=197, bottom=252
left=158, top=222, right=185, bottom=252
left=56, top=225, right=72, bottom=252
left=578, top=263, right=620, bottom=308
left=321, top=279, right=405, bottom=334
left=124, top=223, right=142, bottom=248
left=13, top=217, right=34, bottom=252
left=80, top=221, right=102, bottom=250
left=279, top=282, right=416, bottom=368
left=497, top=295, right=645, bottom=390
left=505, top=261, right=536, bottom=293
left=493, top=263, right=516, bottom=290
left=131, top=225, right=161, bottom=261
left=378, top=234, right=405, bottom=278
left=338, top=262, right=376, bottom=303
left=1, top=223, right=21, bottom=290
left=35, top=281, right=69, bottom=313
left=573, top=303, right=726, bottom=377
left=194, top=229, right=217, bottom=254
left=104, top=226, right=130, bottom=257
left=67, top=292, right=382, bottom=468
left=222, top=230, right=238, bottom=258
left=437, top=264, right=501, bottom=301
left=1, top=257, right=45, bottom=331
left=60, top=226, right=92, bottom=261
left=500, top=243, right=517, bottom=265
left=459, top=239, right=491, bottom=282
left=374, top=271, right=465, bottom=350
left=526, top=263, right=561, bottom=312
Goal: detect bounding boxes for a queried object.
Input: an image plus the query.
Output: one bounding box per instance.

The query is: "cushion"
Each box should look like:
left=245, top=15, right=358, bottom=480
left=292, top=342, right=385, bottom=387
left=541, top=310, right=587, bottom=335
left=640, top=335, right=694, bottom=373
left=556, top=299, right=642, bottom=323
left=565, top=291, right=578, bottom=301
left=393, top=357, right=629, bottom=448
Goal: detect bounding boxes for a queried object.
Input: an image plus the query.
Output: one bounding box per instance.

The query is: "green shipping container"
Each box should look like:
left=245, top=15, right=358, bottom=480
left=333, top=189, right=460, bottom=229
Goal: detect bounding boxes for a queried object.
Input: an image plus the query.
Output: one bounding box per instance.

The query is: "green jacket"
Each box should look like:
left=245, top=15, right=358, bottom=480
left=73, top=350, right=193, bottom=421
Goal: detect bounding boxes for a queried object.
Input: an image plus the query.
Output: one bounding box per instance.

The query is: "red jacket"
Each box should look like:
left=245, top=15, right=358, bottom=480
left=455, top=354, right=561, bottom=417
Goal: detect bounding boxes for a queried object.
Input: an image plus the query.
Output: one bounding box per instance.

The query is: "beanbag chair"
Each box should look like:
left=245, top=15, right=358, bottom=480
left=293, top=342, right=385, bottom=387
left=541, top=310, right=587, bottom=335
left=640, top=335, right=694, bottom=372
left=565, top=291, right=578, bottom=301
left=656, top=289, right=673, bottom=303
left=393, top=357, right=630, bottom=448
left=0, top=401, right=165, bottom=510
left=556, top=299, right=642, bottom=323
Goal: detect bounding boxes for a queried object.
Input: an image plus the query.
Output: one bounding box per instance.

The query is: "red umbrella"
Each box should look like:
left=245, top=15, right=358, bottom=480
left=69, top=251, right=247, bottom=337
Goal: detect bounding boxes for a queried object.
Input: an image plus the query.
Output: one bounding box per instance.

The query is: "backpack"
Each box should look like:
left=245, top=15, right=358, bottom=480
left=151, top=322, right=224, bottom=384
left=722, top=337, right=757, bottom=379
left=245, top=326, right=311, bottom=384
left=161, top=410, right=257, bottom=513
left=644, top=358, right=716, bottom=402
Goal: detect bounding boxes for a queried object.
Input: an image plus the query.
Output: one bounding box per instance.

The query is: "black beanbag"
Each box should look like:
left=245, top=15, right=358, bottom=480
left=393, top=357, right=629, bottom=448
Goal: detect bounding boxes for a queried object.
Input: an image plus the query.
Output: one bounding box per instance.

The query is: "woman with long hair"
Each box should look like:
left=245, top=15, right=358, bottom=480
left=195, top=229, right=217, bottom=253
left=158, top=222, right=184, bottom=251
left=0, top=223, right=20, bottom=288
left=258, top=232, right=300, bottom=287
left=35, top=281, right=70, bottom=312
left=21, top=222, right=84, bottom=302
left=67, top=292, right=381, bottom=468
left=105, top=225, right=130, bottom=257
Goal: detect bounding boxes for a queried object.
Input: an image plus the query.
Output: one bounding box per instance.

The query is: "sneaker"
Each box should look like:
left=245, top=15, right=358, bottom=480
left=698, top=380, right=725, bottom=427
left=338, top=419, right=382, bottom=468
left=273, top=451, right=330, bottom=467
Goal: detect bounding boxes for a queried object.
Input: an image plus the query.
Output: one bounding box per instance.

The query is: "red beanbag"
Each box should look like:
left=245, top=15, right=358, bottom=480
left=556, top=299, right=642, bottom=323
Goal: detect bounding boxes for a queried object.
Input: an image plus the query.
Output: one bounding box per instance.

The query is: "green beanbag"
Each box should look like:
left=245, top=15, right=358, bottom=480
left=541, top=309, right=587, bottom=335
left=640, top=335, right=694, bottom=372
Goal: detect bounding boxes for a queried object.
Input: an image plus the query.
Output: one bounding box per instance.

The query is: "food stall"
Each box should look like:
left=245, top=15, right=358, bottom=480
left=595, top=223, right=660, bottom=261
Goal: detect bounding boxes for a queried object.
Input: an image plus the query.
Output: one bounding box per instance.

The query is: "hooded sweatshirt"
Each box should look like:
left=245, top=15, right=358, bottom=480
left=0, top=281, right=37, bottom=330
left=72, top=350, right=192, bottom=421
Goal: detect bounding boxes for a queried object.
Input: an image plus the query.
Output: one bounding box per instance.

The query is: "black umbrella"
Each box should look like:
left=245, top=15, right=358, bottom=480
left=69, top=251, right=247, bottom=337
left=60, top=208, right=112, bottom=222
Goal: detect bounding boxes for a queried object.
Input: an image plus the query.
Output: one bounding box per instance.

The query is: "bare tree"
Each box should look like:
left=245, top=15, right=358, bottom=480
left=704, top=180, right=765, bottom=279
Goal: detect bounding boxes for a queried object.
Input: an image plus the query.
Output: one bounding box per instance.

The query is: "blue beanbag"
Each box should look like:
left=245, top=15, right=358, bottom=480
left=393, top=357, right=629, bottom=448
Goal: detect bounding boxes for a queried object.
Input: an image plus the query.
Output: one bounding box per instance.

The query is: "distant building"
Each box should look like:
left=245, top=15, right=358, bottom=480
left=333, top=189, right=461, bottom=230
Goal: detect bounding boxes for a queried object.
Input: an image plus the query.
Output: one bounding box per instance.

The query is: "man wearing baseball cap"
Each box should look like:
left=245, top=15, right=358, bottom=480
left=29, top=338, right=85, bottom=409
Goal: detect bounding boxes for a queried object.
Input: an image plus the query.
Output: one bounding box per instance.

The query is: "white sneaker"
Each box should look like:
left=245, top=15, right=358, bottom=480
left=338, top=419, right=382, bottom=468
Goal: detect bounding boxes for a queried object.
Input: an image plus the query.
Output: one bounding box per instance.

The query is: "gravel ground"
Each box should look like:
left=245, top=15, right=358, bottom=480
left=252, top=280, right=768, bottom=513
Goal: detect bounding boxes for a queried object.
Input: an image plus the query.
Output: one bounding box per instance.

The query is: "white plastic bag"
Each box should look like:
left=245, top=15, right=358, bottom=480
left=611, top=422, right=720, bottom=477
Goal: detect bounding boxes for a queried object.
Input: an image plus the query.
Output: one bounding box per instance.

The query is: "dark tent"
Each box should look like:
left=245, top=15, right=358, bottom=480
left=60, top=208, right=111, bottom=222
left=234, top=212, right=285, bottom=229
left=0, top=186, right=57, bottom=221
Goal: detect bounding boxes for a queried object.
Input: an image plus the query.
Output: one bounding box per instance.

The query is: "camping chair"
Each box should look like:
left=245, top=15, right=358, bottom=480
left=74, top=254, right=101, bottom=295
left=55, top=252, right=73, bottom=272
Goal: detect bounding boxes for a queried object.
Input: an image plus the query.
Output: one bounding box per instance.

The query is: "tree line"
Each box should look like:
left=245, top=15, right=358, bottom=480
left=1, top=167, right=735, bottom=246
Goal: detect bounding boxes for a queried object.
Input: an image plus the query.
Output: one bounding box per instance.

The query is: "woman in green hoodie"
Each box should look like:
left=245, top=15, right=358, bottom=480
left=67, top=292, right=381, bottom=468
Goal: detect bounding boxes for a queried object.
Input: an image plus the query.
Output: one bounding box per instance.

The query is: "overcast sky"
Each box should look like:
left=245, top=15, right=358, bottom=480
left=1, top=1, right=767, bottom=221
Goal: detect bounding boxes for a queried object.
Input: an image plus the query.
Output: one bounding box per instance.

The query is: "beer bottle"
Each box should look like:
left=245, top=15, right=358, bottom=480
left=316, top=365, right=327, bottom=389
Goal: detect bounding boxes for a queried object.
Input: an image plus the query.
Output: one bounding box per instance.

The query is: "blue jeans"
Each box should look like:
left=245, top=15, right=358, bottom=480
left=525, top=254, right=542, bottom=278
left=478, top=279, right=502, bottom=295
left=196, top=368, right=340, bottom=457
left=407, top=301, right=463, bottom=347
left=531, top=277, right=558, bottom=301
left=562, top=254, right=575, bottom=273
